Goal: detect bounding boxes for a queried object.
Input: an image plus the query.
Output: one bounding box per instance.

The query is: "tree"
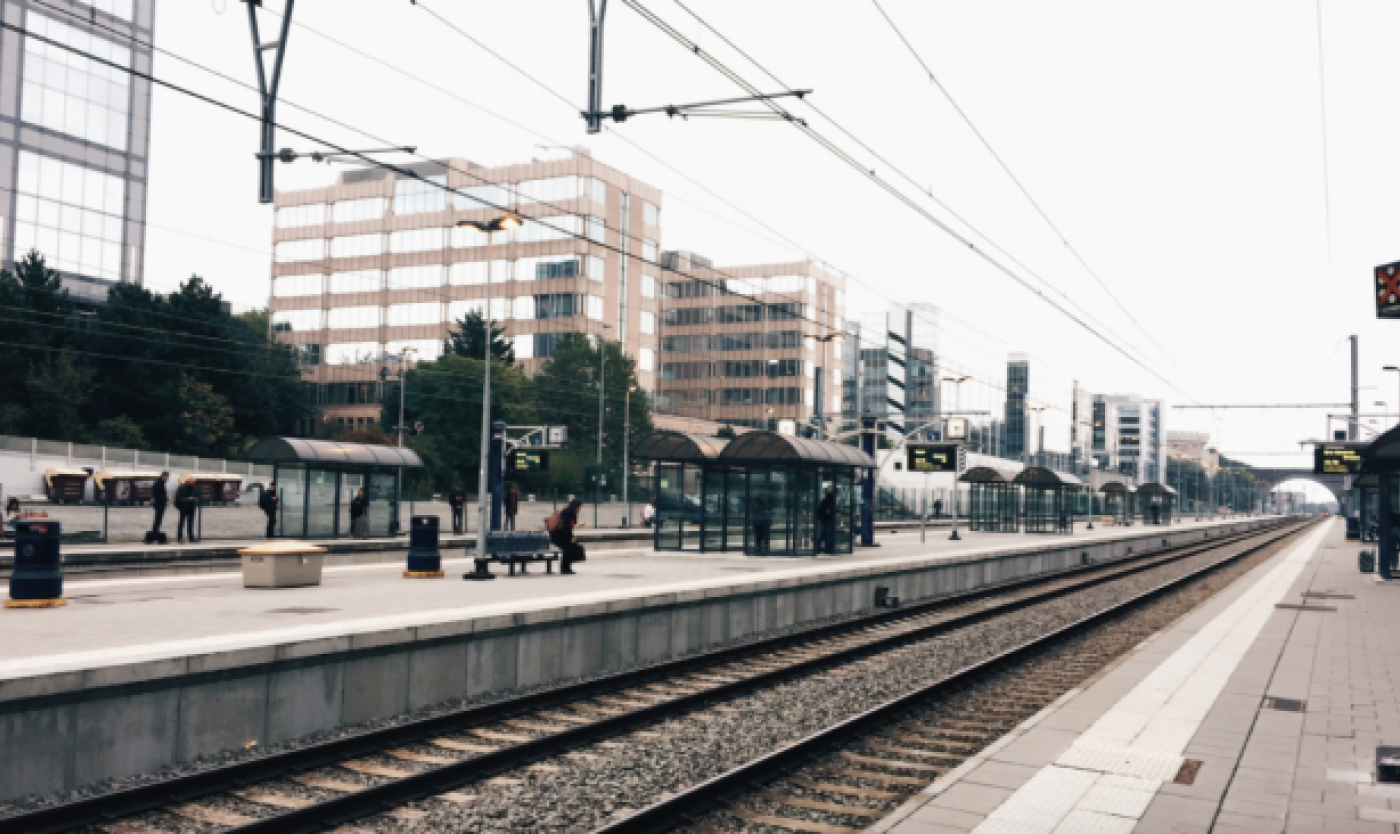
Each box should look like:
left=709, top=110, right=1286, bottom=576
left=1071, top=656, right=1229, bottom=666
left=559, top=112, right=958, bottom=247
left=716, top=425, right=738, bottom=440
left=90, top=415, right=146, bottom=449
left=391, top=354, right=536, bottom=490
left=444, top=311, right=515, bottom=364
left=535, top=335, right=652, bottom=476
left=178, top=374, right=236, bottom=455
left=27, top=354, right=91, bottom=442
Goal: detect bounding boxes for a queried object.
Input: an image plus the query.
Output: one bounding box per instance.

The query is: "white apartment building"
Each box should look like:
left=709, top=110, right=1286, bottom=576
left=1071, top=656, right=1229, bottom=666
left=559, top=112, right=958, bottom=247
left=1080, top=393, right=1166, bottom=484
left=267, top=153, right=663, bottom=432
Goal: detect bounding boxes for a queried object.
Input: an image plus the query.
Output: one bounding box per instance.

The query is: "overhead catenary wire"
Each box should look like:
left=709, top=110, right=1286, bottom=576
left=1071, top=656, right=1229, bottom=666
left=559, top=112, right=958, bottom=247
left=47, top=3, right=1049, bottom=417
left=617, top=0, right=1201, bottom=408
left=867, top=0, right=1176, bottom=368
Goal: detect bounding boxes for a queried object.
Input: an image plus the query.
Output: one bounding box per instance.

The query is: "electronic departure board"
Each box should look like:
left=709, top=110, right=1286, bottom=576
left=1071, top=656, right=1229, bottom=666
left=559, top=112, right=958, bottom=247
left=510, top=450, right=550, bottom=473
left=1314, top=445, right=1363, bottom=475
left=907, top=444, right=962, bottom=473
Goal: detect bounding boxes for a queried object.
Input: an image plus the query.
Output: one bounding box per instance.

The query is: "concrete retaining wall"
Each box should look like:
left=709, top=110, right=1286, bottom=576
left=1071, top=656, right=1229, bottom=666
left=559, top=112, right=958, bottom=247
left=0, top=518, right=1279, bottom=801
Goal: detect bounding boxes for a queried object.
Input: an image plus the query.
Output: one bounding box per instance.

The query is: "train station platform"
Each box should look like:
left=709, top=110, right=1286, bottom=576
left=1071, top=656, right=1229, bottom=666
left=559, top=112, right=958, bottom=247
left=876, top=517, right=1399, bottom=834
left=0, top=516, right=1274, bottom=802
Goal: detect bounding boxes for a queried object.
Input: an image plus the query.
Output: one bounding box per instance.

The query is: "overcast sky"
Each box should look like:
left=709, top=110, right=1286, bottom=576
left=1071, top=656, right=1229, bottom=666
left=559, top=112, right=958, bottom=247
left=140, top=1, right=1399, bottom=496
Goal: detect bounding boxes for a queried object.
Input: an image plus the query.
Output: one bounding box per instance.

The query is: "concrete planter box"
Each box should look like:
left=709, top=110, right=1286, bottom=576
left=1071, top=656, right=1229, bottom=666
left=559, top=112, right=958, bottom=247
left=238, top=543, right=327, bottom=588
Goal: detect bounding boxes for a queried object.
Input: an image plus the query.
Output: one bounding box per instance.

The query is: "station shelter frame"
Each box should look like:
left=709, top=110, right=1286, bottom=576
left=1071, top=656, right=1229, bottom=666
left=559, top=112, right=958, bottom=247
left=633, top=430, right=874, bottom=557
left=1137, top=482, right=1176, bottom=525
left=1356, top=471, right=1379, bottom=542
left=1016, top=467, right=1081, bottom=534
left=1359, top=425, right=1400, bottom=577
left=961, top=465, right=1020, bottom=532
left=1100, top=481, right=1136, bottom=527
left=246, top=436, right=423, bottom=539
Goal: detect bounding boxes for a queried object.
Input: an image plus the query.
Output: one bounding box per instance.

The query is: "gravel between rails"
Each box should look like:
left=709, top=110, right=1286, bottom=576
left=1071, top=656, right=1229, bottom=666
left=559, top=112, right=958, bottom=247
left=148, top=525, right=1309, bottom=834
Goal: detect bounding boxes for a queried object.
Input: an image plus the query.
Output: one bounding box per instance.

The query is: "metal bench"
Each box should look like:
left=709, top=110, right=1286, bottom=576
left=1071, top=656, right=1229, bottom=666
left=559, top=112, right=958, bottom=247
left=463, top=530, right=559, bottom=580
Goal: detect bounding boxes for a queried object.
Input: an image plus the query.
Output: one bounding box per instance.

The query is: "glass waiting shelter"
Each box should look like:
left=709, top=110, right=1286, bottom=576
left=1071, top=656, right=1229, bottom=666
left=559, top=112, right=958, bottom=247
left=246, top=436, right=423, bottom=538
left=1017, top=467, right=1081, bottom=534
left=962, top=466, right=1020, bottom=532
left=1138, top=482, right=1176, bottom=525
left=634, top=430, right=873, bottom=557
left=1100, top=481, right=1136, bottom=527
left=1357, top=472, right=1380, bottom=542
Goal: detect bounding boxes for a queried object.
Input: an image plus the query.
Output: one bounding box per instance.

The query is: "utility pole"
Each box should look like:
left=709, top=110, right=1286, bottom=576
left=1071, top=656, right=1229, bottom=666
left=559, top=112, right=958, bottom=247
left=242, top=0, right=295, bottom=204
left=1350, top=335, right=1360, bottom=441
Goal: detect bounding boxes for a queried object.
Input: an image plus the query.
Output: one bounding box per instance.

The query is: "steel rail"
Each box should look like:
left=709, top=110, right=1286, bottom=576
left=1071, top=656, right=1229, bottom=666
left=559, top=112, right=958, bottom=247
left=0, top=521, right=1287, bottom=834
left=589, top=521, right=1314, bottom=833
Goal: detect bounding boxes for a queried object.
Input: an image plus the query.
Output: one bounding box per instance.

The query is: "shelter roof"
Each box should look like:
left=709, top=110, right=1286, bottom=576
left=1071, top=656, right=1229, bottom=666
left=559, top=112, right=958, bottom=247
left=1100, top=481, right=1137, bottom=494
left=1364, top=426, right=1400, bottom=465
left=1014, top=467, right=1084, bottom=487
left=959, top=465, right=1018, bottom=484
left=631, top=431, right=729, bottom=462
left=1137, top=482, right=1178, bottom=496
left=245, top=437, right=424, bottom=468
left=718, top=431, right=875, bottom=467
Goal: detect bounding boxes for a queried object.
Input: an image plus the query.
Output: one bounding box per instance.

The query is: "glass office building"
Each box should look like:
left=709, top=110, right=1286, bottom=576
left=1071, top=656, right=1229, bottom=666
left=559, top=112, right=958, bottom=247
left=0, top=0, right=155, bottom=303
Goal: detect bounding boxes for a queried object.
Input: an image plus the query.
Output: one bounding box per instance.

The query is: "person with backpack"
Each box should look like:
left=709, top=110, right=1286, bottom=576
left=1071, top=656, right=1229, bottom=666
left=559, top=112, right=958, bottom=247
left=547, top=498, right=585, bottom=575
left=259, top=483, right=279, bottom=538
left=349, top=488, right=370, bottom=539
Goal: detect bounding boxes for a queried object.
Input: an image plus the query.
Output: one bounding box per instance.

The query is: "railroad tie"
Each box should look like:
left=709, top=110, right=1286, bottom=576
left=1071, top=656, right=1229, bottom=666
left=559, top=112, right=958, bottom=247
left=833, top=767, right=928, bottom=786
left=768, top=795, right=886, bottom=819
left=469, top=728, right=536, bottom=743
left=730, top=809, right=859, bottom=834
left=98, top=823, right=167, bottom=834
left=234, top=789, right=315, bottom=809
left=430, top=737, right=501, bottom=754
left=387, top=748, right=459, bottom=765
left=167, top=804, right=257, bottom=826
left=505, top=719, right=576, bottom=733
left=431, top=792, right=476, bottom=803
left=788, top=778, right=903, bottom=800
left=340, top=760, right=417, bottom=779
left=289, top=774, right=365, bottom=793
left=840, top=752, right=941, bottom=773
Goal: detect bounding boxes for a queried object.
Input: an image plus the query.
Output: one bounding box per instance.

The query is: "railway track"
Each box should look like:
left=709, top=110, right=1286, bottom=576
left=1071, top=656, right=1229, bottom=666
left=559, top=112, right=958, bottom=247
left=0, top=520, right=1303, bottom=834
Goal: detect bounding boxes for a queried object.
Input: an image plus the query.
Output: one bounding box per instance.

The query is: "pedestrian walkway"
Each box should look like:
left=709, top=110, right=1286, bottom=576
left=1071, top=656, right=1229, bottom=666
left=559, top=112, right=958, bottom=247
left=879, top=517, right=1400, bottom=833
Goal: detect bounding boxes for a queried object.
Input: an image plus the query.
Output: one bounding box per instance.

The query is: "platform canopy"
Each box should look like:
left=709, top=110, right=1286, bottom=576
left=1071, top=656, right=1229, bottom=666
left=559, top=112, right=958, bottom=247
left=1014, top=467, right=1083, bottom=487
left=717, top=432, right=876, bottom=468
left=1100, top=481, right=1137, bottom=494
left=959, top=465, right=1019, bottom=484
left=1363, top=424, right=1400, bottom=464
left=1137, top=482, right=1177, bottom=496
left=631, top=431, right=730, bottom=462
left=246, top=436, right=424, bottom=468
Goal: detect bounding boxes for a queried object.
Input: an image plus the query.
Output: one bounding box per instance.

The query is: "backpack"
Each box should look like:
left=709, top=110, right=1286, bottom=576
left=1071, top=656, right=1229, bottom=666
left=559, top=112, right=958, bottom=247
left=545, top=511, right=564, bottom=534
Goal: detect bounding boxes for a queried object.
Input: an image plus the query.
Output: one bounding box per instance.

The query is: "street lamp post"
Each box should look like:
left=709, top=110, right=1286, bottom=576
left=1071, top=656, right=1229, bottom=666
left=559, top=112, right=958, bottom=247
left=380, top=346, right=418, bottom=535
left=595, top=323, right=613, bottom=529
left=624, top=384, right=636, bottom=526
left=804, top=333, right=844, bottom=440
left=942, top=375, right=971, bottom=540
left=456, top=214, right=522, bottom=558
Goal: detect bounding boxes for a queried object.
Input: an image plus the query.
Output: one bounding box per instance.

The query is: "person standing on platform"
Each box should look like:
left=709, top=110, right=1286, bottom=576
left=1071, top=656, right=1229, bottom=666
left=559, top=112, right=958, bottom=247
left=350, top=488, right=369, bottom=539
left=817, top=489, right=837, bottom=554
left=933, top=497, right=943, bottom=519
left=548, top=497, right=586, bottom=575
left=449, top=482, right=466, bottom=535
left=174, top=478, right=198, bottom=544
left=151, top=472, right=170, bottom=541
left=752, top=493, right=772, bottom=555
left=504, top=485, right=519, bottom=531
left=259, top=483, right=279, bottom=538
left=642, top=496, right=658, bottom=528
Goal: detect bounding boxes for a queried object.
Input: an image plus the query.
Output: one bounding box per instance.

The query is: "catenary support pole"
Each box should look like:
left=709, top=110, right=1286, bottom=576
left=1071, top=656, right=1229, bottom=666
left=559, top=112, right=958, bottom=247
left=475, top=232, right=496, bottom=558
left=243, top=0, right=295, bottom=204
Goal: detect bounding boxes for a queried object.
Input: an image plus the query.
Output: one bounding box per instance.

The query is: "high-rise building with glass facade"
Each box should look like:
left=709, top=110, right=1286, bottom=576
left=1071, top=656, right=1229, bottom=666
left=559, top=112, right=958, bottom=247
left=268, top=152, right=663, bottom=433
left=655, top=250, right=845, bottom=432
left=0, top=0, right=154, bottom=303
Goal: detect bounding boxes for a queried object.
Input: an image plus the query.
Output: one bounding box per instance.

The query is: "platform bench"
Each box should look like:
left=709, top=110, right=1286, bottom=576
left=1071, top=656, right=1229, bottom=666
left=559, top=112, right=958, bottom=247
left=464, top=530, right=559, bottom=579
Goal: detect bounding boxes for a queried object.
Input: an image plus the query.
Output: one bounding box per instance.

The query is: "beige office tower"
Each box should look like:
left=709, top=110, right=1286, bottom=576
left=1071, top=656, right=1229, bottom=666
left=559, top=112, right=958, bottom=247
left=267, top=153, right=663, bottom=433
left=655, top=251, right=846, bottom=433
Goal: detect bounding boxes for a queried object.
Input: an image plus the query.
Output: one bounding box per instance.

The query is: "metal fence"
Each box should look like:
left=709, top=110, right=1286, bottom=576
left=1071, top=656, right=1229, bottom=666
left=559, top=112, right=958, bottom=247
left=0, top=434, right=275, bottom=479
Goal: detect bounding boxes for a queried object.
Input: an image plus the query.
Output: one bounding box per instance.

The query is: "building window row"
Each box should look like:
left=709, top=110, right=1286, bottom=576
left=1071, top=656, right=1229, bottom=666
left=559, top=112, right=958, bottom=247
left=13, top=151, right=126, bottom=282
left=659, top=331, right=804, bottom=353
left=273, top=256, right=613, bottom=295
left=319, top=339, right=443, bottom=366
left=22, top=13, right=132, bottom=151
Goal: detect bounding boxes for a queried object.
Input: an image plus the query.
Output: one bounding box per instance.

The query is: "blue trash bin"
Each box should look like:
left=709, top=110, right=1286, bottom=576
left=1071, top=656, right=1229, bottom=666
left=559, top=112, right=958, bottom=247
left=7, top=520, right=65, bottom=608
left=404, top=515, right=443, bottom=577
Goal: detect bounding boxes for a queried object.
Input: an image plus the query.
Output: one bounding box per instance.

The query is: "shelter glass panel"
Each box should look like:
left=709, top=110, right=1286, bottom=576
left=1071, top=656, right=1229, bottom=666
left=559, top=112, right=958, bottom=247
left=275, top=464, right=307, bottom=537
